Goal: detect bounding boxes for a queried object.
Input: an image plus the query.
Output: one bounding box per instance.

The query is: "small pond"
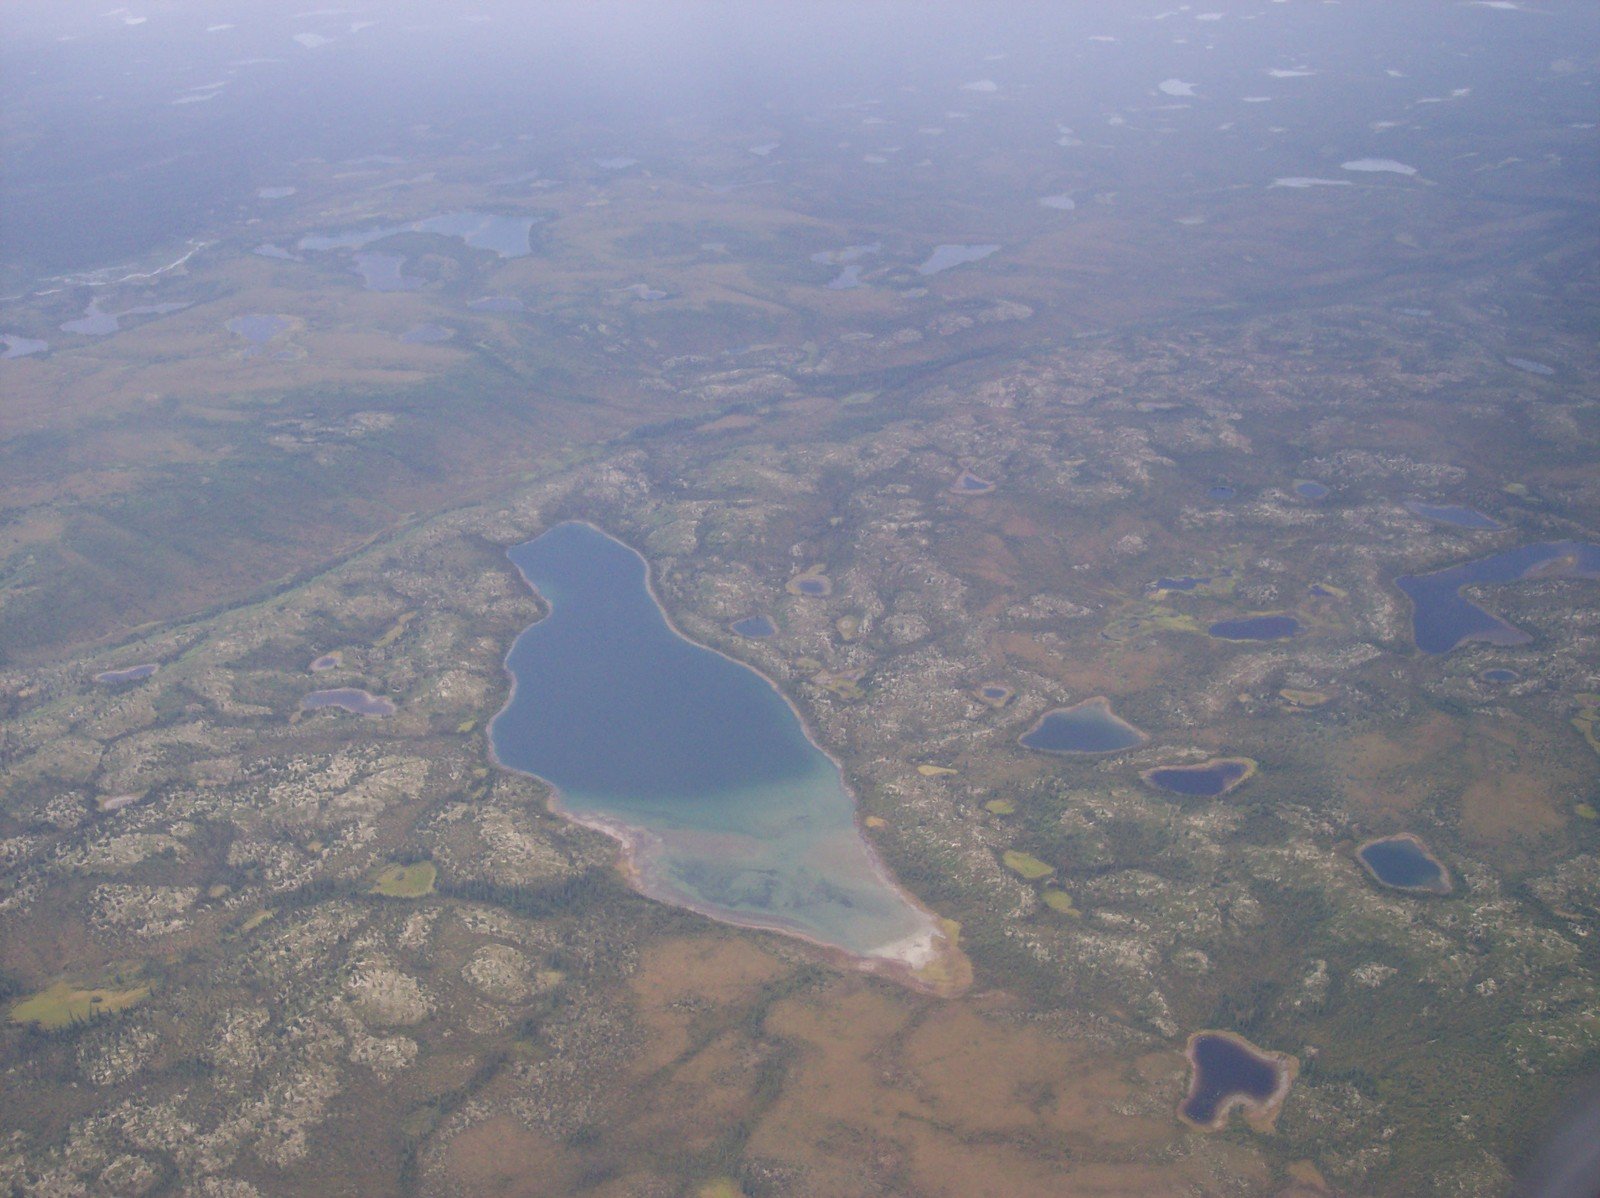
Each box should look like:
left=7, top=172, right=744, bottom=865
left=301, top=688, right=396, bottom=716
left=1356, top=834, right=1451, bottom=894
left=1207, top=615, right=1301, bottom=642
left=94, top=663, right=160, bottom=684
left=917, top=244, right=1000, bottom=275
left=730, top=614, right=776, bottom=639
left=1180, top=1032, right=1294, bottom=1131
left=1019, top=697, right=1146, bottom=755
left=1141, top=757, right=1255, bottom=798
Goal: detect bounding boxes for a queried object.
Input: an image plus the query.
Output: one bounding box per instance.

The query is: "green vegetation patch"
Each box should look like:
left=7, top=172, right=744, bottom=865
left=370, top=861, right=438, bottom=898
left=985, top=798, right=1017, bottom=816
left=1572, top=695, right=1600, bottom=755
left=1041, top=889, right=1078, bottom=915
left=10, top=981, right=150, bottom=1029
left=1279, top=688, right=1330, bottom=709
left=1002, top=850, right=1055, bottom=881
left=374, top=610, right=417, bottom=648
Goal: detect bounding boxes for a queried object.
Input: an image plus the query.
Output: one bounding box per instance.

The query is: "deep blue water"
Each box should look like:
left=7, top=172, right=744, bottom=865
left=1208, top=615, right=1301, bottom=641
left=1182, top=1034, right=1283, bottom=1126
left=1019, top=699, right=1144, bottom=754
left=1358, top=836, right=1449, bottom=892
left=1294, top=480, right=1329, bottom=500
left=1144, top=759, right=1252, bottom=797
left=731, top=614, right=776, bottom=639
left=1396, top=541, right=1600, bottom=654
left=488, top=522, right=936, bottom=958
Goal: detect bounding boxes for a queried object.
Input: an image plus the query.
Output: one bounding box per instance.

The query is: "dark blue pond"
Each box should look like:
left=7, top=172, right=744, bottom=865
left=1019, top=698, right=1145, bottom=755
left=489, top=522, right=938, bottom=961
left=731, top=614, right=776, bottom=639
left=1357, top=835, right=1451, bottom=893
left=1404, top=502, right=1503, bottom=531
left=1480, top=668, right=1519, bottom=684
left=1208, top=615, right=1301, bottom=641
left=1294, top=480, right=1329, bottom=500
left=1207, top=485, right=1236, bottom=501
left=1396, top=541, right=1600, bottom=654
left=1143, top=758, right=1253, bottom=797
left=1182, top=1033, right=1285, bottom=1127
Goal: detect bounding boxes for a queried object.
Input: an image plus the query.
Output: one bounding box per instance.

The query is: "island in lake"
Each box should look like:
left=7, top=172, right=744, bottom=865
left=489, top=522, right=963, bottom=990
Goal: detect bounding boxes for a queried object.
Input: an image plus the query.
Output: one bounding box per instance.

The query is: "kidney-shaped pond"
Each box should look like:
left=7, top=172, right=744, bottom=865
left=489, top=522, right=945, bottom=970
left=1019, top=697, right=1145, bottom=755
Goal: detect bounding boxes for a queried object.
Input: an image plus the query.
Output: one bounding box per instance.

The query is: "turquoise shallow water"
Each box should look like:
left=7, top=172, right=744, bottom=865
left=489, top=522, right=937, bottom=960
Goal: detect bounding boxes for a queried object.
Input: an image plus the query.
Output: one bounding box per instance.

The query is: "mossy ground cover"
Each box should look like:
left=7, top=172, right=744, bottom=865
left=371, top=861, right=438, bottom=898
left=9, top=981, right=150, bottom=1029
left=1002, top=850, right=1055, bottom=881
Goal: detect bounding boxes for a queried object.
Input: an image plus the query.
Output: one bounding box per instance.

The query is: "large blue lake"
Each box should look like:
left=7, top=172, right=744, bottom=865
left=489, top=522, right=941, bottom=965
left=1396, top=541, right=1600, bottom=654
